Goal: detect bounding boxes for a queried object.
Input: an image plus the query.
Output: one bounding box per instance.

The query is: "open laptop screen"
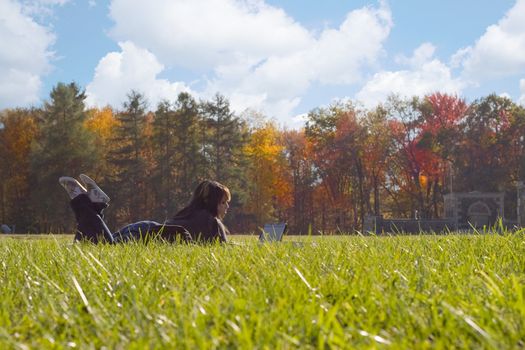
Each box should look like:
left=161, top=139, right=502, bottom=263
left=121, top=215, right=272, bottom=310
left=259, top=223, right=287, bottom=242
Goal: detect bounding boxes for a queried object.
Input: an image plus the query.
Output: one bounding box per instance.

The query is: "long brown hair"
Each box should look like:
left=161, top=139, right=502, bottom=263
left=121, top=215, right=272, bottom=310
left=173, top=180, right=231, bottom=218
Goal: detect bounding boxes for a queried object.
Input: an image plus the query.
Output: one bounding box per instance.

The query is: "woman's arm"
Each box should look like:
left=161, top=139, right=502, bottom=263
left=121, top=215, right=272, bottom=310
left=214, top=218, right=228, bottom=243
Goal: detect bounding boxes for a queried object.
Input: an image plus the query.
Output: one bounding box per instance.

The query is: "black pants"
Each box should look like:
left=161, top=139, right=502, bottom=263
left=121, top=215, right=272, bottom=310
left=70, top=194, right=192, bottom=244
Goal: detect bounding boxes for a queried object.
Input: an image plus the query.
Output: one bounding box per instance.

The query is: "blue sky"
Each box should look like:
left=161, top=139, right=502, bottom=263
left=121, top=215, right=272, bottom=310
left=1, top=0, right=524, bottom=128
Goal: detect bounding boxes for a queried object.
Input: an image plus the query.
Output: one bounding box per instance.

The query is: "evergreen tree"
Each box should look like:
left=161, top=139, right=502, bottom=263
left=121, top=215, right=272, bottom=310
left=151, top=99, right=176, bottom=219
left=108, top=91, right=148, bottom=223
left=202, top=94, right=248, bottom=181
left=30, top=82, right=98, bottom=232
left=172, top=92, right=204, bottom=206
left=201, top=94, right=249, bottom=229
left=151, top=93, right=205, bottom=219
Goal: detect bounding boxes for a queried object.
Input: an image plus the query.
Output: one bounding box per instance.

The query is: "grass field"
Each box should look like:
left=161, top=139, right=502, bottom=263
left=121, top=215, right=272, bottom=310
left=0, top=232, right=524, bottom=349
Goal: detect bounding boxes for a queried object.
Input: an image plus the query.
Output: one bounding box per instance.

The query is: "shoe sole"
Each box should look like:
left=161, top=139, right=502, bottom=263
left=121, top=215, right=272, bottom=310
left=59, top=176, right=87, bottom=191
left=59, top=176, right=87, bottom=199
left=79, top=174, right=110, bottom=203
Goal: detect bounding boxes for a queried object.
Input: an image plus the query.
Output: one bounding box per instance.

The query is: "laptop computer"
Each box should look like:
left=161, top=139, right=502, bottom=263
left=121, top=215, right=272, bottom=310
left=259, top=223, right=288, bottom=242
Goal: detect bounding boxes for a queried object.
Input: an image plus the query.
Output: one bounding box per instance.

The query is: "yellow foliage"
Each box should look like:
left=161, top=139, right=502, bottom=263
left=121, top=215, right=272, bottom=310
left=84, top=107, right=119, bottom=139
left=244, top=122, right=292, bottom=222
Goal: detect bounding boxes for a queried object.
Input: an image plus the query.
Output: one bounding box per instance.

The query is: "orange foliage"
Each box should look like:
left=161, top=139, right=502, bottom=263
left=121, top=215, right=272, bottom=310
left=1, top=110, right=38, bottom=174
left=0, top=110, right=39, bottom=208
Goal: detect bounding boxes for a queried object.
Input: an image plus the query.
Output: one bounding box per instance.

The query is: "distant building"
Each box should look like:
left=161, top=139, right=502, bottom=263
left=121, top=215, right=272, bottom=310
left=364, top=191, right=506, bottom=234
left=444, top=192, right=504, bottom=229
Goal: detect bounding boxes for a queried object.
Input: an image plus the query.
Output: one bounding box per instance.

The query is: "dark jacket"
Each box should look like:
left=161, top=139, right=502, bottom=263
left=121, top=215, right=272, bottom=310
left=165, top=209, right=228, bottom=243
left=71, top=194, right=227, bottom=244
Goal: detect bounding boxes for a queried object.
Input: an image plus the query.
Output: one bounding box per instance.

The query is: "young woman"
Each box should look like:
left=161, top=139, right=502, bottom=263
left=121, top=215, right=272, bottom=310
left=59, top=175, right=230, bottom=244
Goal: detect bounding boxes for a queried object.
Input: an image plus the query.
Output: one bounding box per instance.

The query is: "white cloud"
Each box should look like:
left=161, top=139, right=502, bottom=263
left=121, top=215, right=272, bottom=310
left=101, top=0, right=392, bottom=123
left=289, top=112, right=308, bottom=129
left=207, top=2, right=391, bottom=118
left=0, top=69, right=42, bottom=107
left=311, top=3, right=392, bottom=85
left=19, top=0, right=69, bottom=19
left=395, top=42, right=435, bottom=66
left=86, top=41, right=192, bottom=109
left=356, top=43, right=465, bottom=108
left=108, top=0, right=312, bottom=70
left=454, top=0, right=525, bottom=80
left=499, top=92, right=511, bottom=99
left=519, top=78, right=525, bottom=106
left=0, top=0, right=55, bottom=108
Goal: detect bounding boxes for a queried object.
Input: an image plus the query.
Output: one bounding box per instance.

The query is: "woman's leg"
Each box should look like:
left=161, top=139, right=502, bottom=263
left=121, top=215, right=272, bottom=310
left=111, top=222, right=192, bottom=243
left=113, top=221, right=161, bottom=243
left=70, top=193, right=115, bottom=244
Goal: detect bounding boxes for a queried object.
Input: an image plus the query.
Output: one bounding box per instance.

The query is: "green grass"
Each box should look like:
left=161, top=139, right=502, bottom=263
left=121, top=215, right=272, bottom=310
left=0, top=233, right=524, bottom=349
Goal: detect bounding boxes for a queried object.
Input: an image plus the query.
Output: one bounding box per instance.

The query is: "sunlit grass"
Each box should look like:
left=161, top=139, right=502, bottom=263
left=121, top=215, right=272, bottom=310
left=0, top=232, right=524, bottom=348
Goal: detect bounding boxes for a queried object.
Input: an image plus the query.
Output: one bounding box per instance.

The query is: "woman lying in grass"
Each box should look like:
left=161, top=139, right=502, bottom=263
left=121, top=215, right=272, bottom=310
left=59, top=175, right=230, bottom=244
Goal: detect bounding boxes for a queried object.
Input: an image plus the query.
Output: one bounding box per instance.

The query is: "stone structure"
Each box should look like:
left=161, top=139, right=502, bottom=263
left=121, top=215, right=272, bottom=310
left=363, top=216, right=454, bottom=234
left=364, top=190, right=507, bottom=234
left=518, top=182, right=525, bottom=227
left=443, top=191, right=504, bottom=229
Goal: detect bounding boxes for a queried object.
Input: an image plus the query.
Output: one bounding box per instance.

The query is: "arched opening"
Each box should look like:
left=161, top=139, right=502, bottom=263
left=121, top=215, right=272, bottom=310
left=467, top=201, right=491, bottom=228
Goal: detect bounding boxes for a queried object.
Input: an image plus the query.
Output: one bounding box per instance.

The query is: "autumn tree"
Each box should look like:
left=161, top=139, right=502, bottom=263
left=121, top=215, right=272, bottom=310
left=381, top=94, right=467, bottom=218
left=305, top=102, right=368, bottom=232
left=453, top=95, right=524, bottom=217
left=0, top=109, right=39, bottom=230
left=243, top=121, right=291, bottom=227
left=305, top=105, right=339, bottom=232
left=281, top=129, right=317, bottom=233
left=417, top=93, right=467, bottom=216
left=84, top=106, right=119, bottom=183
left=361, top=105, right=394, bottom=216
left=455, top=95, right=515, bottom=192
left=507, top=103, right=525, bottom=184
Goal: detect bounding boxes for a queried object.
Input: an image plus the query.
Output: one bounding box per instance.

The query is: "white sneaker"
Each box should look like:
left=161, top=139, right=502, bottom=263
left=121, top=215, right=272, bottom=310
left=59, top=177, right=87, bottom=199
left=79, top=174, right=110, bottom=203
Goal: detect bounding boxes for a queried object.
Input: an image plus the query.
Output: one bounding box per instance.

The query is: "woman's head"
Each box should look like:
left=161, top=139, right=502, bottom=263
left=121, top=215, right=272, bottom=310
left=189, top=180, right=230, bottom=218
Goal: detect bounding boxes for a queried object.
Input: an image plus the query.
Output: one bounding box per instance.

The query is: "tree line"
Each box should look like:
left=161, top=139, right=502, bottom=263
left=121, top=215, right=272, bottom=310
left=1, top=82, right=524, bottom=234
